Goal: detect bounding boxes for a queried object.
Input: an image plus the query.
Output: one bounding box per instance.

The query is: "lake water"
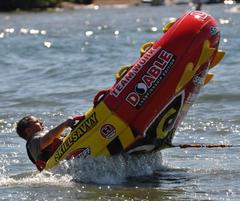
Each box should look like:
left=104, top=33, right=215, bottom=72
left=0, top=3, right=239, bottom=201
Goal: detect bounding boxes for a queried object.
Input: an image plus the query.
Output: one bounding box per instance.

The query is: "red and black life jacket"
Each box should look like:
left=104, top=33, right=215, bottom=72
left=26, top=138, right=62, bottom=171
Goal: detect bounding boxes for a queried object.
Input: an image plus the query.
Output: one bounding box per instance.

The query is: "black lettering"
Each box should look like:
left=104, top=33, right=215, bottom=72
left=54, top=112, right=98, bottom=162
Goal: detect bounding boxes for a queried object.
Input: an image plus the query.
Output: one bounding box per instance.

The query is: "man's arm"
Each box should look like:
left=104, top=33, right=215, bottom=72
left=39, top=119, right=75, bottom=150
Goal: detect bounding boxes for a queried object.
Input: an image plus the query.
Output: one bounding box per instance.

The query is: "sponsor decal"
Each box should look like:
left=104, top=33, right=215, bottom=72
left=110, top=46, right=160, bottom=97
left=144, top=92, right=184, bottom=141
left=66, top=147, right=91, bottom=160
left=54, top=112, right=98, bottom=162
left=76, top=147, right=91, bottom=158
left=210, top=26, right=220, bottom=36
left=126, top=49, right=176, bottom=108
left=100, top=124, right=116, bottom=139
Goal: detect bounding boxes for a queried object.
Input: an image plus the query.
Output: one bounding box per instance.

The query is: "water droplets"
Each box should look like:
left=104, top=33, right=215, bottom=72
left=44, top=41, right=52, bottom=48
left=30, top=29, right=40, bottom=35
left=219, top=18, right=230, bottom=25
left=1, top=26, right=51, bottom=49
left=22, top=28, right=52, bottom=48
left=58, top=152, right=163, bottom=185
left=0, top=28, right=14, bottom=39
left=0, top=32, right=4, bottom=38
left=137, top=27, right=142, bottom=32
left=19, top=28, right=47, bottom=35
left=85, top=30, right=94, bottom=37
left=114, top=30, right=120, bottom=36
left=20, top=28, right=28, bottom=34
left=150, top=26, right=158, bottom=32
left=40, top=30, right=47, bottom=35
left=5, top=28, right=15, bottom=33
left=224, top=0, right=235, bottom=4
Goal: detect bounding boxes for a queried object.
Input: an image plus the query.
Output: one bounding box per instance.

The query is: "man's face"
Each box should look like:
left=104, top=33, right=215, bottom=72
left=26, top=116, right=44, bottom=137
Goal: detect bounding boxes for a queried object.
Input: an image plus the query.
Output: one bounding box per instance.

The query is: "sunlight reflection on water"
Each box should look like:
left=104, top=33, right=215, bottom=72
left=0, top=3, right=240, bottom=201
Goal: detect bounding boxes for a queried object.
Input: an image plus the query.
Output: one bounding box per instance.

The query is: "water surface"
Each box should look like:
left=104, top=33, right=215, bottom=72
left=0, top=3, right=239, bottom=201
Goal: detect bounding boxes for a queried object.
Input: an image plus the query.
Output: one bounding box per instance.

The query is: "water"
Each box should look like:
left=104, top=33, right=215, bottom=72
left=0, top=3, right=239, bottom=201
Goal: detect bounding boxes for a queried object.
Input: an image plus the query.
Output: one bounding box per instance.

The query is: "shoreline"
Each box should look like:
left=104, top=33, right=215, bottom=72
left=60, top=0, right=143, bottom=10
left=0, top=0, right=145, bottom=12
left=93, top=0, right=142, bottom=5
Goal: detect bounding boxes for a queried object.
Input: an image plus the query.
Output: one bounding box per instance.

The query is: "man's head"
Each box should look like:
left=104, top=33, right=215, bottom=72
left=16, top=115, right=44, bottom=140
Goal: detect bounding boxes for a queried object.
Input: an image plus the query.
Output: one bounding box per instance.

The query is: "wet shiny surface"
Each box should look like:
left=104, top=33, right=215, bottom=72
left=0, top=3, right=239, bottom=201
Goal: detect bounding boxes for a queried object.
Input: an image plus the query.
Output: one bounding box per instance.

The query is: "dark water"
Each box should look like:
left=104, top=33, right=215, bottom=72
left=0, top=3, right=239, bottom=201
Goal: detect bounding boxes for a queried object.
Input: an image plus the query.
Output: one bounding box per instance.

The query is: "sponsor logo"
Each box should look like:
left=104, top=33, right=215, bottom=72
left=110, top=46, right=160, bottom=97
left=126, top=49, right=176, bottom=108
left=144, top=92, right=184, bottom=142
left=66, top=147, right=91, bottom=160
left=100, top=124, right=116, bottom=139
left=54, top=113, right=98, bottom=162
left=76, top=147, right=91, bottom=158
left=210, top=26, right=220, bottom=36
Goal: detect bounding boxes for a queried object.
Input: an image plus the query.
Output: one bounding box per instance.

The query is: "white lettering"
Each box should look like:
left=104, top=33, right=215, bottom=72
left=111, top=47, right=160, bottom=97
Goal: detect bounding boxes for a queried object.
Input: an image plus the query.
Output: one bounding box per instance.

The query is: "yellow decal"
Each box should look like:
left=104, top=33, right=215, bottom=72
left=176, top=40, right=216, bottom=93
left=45, top=102, right=136, bottom=170
left=157, top=108, right=177, bottom=139
left=54, top=112, right=98, bottom=162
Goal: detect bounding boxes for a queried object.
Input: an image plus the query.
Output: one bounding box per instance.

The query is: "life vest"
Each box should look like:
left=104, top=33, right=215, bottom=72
left=26, top=138, right=62, bottom=171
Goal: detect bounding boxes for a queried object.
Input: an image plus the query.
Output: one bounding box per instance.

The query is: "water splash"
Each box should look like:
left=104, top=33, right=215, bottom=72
left=0, top=171, right=72, bottom=187
left=0, top=152, right=163, bottom=188
left=53, top=152, right=163, bottom=185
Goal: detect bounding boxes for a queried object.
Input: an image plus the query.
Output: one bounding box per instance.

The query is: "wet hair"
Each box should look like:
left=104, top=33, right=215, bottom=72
left=16, top=115, right=33, bottom=140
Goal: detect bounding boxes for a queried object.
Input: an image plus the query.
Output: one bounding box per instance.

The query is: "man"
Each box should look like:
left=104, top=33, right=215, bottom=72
left=16, top=115, right=75, bottom=171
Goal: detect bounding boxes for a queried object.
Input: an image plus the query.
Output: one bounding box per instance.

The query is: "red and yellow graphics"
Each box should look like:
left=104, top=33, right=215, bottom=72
left=45, top=11, right=224, bottom=170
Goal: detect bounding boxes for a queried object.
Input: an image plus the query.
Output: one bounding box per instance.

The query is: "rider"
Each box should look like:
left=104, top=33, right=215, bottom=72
left=16, top=115, right=75, bottom=171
